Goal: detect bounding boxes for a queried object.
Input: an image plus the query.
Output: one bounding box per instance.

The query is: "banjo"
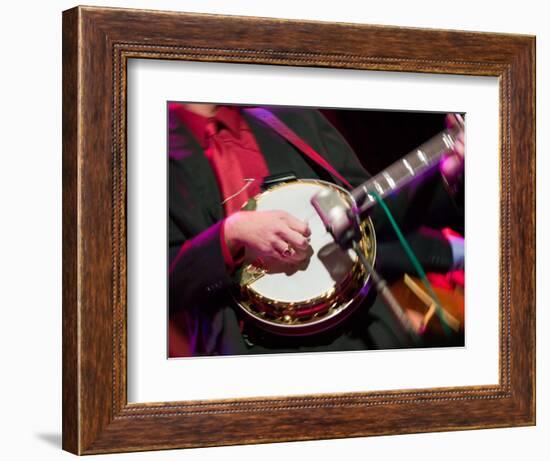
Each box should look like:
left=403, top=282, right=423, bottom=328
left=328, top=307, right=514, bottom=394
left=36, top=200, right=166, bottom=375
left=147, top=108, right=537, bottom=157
left=235, top=121, right=463, bottom=336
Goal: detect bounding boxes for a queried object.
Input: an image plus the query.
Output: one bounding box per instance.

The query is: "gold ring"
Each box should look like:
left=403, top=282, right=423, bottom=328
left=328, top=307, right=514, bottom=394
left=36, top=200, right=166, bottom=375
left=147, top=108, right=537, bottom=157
left=282, top=245, right=294, bottom=257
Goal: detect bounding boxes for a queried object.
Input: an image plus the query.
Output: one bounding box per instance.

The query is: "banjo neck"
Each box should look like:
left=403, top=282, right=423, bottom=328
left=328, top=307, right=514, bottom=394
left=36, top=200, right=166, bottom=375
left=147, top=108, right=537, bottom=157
left=351, top=124, right=462, bottom=214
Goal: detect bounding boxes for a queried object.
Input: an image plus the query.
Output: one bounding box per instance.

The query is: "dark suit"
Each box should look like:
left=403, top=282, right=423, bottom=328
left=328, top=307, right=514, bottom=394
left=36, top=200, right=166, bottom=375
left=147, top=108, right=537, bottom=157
left=168, top=106, right=459, bottom=356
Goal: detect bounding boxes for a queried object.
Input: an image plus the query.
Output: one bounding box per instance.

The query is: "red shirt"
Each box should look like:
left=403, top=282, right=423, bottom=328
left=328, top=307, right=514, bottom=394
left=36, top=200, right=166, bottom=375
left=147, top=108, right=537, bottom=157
left=170, top=104, right=270, bottom=270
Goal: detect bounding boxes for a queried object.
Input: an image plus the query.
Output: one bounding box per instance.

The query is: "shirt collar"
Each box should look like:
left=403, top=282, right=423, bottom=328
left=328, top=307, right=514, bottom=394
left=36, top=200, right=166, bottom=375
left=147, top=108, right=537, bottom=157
left=169, top=103, right=242, bottom=148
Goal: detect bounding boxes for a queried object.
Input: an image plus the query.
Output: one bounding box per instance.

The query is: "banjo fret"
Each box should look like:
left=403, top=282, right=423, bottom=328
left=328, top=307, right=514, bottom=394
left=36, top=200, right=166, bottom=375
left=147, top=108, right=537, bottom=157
left=353, top=127, right=459, bottom=208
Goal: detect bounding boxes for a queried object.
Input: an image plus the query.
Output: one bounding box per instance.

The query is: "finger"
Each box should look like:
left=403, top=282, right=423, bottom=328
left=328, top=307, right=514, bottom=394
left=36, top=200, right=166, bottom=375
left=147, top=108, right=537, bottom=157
left=454, top=141, right=465, bottom=159
left=270, top=238, right=308, bottom=264
left=290, top=247, right=310, bottom=262
left=446, top=113, right=463, bottom=129
left=277, top=227, right=310, bottom=250
left=450, top=136, right=464, bottom=159
left=445, top=113, right=456, bottom=129
left=441, top=154, right=463, bottom=178
left=271, top=238, right=294, bottom=259
left=261, top=256, right=301, bottom=274
left=281, top=213, right=311, bottom=237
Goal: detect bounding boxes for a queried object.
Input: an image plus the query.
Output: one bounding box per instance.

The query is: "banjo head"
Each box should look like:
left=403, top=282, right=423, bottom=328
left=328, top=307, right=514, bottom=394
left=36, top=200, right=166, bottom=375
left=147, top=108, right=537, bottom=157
left=234, top=179, right=376, bottom=336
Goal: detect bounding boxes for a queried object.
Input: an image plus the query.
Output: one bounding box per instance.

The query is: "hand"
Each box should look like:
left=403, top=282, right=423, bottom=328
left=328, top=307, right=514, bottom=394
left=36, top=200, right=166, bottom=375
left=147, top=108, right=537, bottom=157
left=440, top=114, right=465, bottom=185
left=223, top=210, right=312, bottom=269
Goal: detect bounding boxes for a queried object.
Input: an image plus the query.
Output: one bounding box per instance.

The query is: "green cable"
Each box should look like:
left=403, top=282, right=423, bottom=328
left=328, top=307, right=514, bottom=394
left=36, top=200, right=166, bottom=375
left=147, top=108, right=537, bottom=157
left=368, top=190, right=452, bottom=337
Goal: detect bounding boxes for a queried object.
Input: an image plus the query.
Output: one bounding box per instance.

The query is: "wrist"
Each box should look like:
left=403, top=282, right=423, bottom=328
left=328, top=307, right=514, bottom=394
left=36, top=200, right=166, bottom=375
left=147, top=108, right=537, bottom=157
left=223, top=212, right=245, bottom=256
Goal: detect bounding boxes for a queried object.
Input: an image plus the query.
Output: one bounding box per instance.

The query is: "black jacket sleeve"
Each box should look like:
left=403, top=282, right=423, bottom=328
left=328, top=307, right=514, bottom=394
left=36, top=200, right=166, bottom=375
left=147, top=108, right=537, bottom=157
left=168, top=218, right=233, bottom=313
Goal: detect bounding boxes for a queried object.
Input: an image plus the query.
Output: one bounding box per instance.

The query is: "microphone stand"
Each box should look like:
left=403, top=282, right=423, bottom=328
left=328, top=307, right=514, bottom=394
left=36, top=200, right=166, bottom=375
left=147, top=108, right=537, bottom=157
left=345, top=200, right=422, bottom=346
left=351, top=239, right=422, bottom=346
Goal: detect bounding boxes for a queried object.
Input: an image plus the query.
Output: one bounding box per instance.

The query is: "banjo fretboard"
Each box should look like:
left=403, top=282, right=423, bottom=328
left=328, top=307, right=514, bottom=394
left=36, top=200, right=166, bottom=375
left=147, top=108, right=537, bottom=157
left=351, top=125, right=462, bottom=213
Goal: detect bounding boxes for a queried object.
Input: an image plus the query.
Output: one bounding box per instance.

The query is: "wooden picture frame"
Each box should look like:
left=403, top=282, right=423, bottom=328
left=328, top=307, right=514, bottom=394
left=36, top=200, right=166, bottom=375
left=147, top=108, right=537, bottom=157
left=62, top=5, right=535, bottom=454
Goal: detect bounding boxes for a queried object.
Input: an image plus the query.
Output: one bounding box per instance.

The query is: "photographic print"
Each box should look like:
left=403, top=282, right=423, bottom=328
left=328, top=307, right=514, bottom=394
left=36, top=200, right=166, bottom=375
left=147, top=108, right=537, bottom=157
left=62, top=6, right=534, bottom=454
left=167, top=103, right=465, bottom=358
